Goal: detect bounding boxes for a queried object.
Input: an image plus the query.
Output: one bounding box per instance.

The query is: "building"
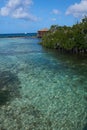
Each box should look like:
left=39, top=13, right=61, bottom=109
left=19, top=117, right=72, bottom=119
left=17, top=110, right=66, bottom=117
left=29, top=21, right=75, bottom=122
left=37, top=28, right=49, bottom=38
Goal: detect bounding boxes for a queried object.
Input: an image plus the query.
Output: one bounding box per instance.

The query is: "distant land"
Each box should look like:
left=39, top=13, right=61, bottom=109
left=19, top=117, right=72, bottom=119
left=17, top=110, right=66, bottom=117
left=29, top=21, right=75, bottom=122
left=0, top=33, right=37, bottom=38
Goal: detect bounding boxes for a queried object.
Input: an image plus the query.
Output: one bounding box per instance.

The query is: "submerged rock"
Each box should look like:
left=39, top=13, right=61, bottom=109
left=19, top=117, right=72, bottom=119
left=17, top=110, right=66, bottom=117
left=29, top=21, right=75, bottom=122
left=0, top=71, right=21, bottom=105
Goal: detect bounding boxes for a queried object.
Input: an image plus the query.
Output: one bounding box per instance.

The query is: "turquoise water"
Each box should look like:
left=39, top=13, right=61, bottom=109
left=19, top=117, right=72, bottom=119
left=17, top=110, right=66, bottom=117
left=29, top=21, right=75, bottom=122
left=0, top=38, right=87, bottom=130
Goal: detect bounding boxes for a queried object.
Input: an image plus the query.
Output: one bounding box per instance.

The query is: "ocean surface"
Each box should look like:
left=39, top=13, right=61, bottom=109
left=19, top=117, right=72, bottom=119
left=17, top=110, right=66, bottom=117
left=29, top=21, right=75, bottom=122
left=0, top=33, right=37, bottom=38
left=0, top=36, right=87, bottom=130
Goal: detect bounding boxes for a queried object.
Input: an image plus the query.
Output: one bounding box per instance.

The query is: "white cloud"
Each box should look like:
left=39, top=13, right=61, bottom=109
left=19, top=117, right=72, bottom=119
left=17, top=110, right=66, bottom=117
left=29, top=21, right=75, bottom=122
left=52, top=9, right=60, bottom=15
left=0, top=0, right=37, bottom=21
left=51, top=18, right=57, bottom=21
left=66, top=0, right=87, bottom=17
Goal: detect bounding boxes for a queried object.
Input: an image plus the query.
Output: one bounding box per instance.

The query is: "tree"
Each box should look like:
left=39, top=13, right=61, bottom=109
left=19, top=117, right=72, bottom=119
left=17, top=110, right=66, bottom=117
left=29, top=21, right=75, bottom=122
left=40, top=17, right=87, bottom=53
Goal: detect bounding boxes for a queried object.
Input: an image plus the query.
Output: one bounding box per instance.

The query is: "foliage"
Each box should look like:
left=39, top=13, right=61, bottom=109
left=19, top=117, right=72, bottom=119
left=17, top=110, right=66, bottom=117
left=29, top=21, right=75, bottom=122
left=41, top=17, right=87, bottom=53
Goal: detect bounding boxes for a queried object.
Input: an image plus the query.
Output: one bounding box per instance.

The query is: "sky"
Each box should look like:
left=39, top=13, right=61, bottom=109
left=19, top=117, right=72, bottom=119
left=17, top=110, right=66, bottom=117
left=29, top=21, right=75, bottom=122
left=0, top=0, right=87, bottom=33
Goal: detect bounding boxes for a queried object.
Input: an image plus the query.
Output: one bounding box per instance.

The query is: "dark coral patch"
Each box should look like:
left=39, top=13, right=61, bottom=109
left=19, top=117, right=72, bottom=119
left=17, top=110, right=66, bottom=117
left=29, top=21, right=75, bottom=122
left=0, top=71, right=21, bottom=105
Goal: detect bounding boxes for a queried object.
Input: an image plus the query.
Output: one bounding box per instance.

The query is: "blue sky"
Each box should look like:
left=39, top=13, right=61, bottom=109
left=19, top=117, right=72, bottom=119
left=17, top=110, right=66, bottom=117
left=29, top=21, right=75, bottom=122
left=0, top=0, right=87, bottom=33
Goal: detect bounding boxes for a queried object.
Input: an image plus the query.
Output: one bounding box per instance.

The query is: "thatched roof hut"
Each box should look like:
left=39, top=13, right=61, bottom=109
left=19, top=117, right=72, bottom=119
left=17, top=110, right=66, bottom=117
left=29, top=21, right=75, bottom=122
left=37, top=28, right=49, bottom=38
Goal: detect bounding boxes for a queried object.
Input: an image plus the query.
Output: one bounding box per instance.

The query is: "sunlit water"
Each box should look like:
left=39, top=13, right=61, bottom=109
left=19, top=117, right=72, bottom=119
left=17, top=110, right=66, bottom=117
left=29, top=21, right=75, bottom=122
left=0, top=38, right=87, bottom=130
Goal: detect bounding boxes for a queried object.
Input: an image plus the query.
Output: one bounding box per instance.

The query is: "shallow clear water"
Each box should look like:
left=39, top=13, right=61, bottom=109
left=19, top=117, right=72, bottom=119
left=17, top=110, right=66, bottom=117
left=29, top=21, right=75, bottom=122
left=0, top=38, right=87, bottom=130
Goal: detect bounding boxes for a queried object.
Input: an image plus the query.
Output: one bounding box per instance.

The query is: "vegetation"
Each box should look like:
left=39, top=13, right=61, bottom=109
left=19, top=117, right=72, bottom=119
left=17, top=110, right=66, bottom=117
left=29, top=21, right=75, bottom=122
left=40, top=17, right=87, bottom=53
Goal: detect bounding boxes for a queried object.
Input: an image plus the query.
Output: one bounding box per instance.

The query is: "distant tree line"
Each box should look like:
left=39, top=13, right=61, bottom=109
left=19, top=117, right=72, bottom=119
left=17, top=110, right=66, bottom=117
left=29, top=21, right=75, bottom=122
left=40, top=17, right=87, bottom=54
